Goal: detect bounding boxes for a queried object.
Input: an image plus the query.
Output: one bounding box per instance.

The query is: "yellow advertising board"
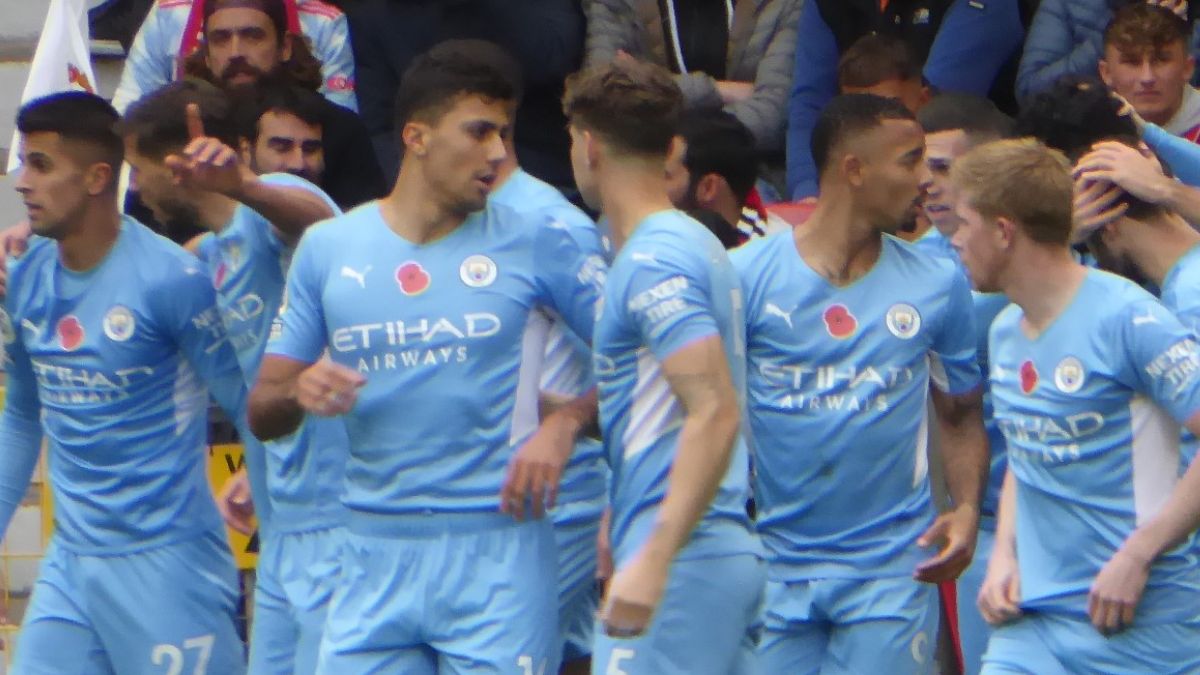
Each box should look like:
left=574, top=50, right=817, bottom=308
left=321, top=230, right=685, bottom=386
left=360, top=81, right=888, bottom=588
left=206, top=443, right=259, bottom=570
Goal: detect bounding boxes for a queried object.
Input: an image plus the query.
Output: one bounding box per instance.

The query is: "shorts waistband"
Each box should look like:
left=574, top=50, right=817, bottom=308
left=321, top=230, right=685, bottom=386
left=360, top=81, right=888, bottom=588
left=346, top=510, right=537, bottom=537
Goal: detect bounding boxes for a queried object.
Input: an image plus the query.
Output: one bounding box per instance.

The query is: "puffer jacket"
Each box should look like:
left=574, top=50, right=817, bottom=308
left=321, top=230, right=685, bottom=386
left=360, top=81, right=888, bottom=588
left=1017, top=0, right=1200, bottom=102
left=584, top=0, right=802, bottom=159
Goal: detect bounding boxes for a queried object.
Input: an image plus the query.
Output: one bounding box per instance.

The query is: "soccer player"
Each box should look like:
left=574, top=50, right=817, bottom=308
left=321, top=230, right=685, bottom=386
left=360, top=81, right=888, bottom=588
left=247, top=39, right=605, bottom=674
left=732, top=94, right=988, bottom=675
left=563, top=60, right=763, bottom=674
left=487, top=86, right=607, bottom=674
left=952, top=138, right=1200, bottom=673
left=120, top=79, right=345, bottom=675
left=0, top=91, right=247, bottom=674
left=916, top=92, right=1014, bottom=675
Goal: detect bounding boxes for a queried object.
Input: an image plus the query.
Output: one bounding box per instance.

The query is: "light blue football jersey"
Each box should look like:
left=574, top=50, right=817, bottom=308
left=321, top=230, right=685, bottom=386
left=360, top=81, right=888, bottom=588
left=989, top=268, right=1200, bottom=623
left=1160, top=242, right=1200, bottom=463
left=732, top=231, right=981, bottom=580
left=0, top=217, right=246, bottom=553
left=267, top=201, right=605, bottom=521
left=972, top=291, right=1011, bottom=520
left=489, top=169, right=608, bottom=515
left=199, top=173, right=347, bottom=532
left=593, top=210, right=759, bottom=567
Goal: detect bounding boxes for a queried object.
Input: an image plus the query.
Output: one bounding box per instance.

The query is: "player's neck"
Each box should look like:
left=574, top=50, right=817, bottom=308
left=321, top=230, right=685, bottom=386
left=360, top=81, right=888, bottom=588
left=599, top=166, right=674, bottom=251
left=59, top=203, right=122, bottom=272
left=194, top=192, right=239, bottom=234
left=1003, top=245, right=1086, bottom=336
left=1133, top=214, right=1200, bottom=286
left=381, top=165, right=467, bottom=245
left=793, top=194, right=882, bottom=286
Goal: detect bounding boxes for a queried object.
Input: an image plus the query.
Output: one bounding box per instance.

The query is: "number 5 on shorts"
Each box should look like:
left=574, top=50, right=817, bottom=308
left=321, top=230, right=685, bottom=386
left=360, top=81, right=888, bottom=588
left=607, top=648, right=636, bottom=675
left=151, top=634, right=215, bottom=675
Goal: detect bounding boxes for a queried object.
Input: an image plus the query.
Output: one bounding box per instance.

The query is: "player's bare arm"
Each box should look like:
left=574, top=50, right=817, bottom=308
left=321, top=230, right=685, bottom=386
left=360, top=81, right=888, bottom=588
left=915, top=386, right=987, bottom=583
left=249, top=354, right=363, bottom=441
left=1089, top=409, right=1200, bottom=634
left=502, top=388, right=599, bottom=520
left=602, top=335, right=739, bottom=637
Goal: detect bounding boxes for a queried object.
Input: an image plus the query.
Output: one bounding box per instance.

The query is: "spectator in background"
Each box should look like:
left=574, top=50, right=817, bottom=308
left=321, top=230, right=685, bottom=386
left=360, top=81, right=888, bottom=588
left=664, top=110, right=791, bottom=244
left=178, top=0, right=384, bottom=210
left=346, top=0, right=585, bottom=190
left=838, top=34, right=931, bottom=113
left=112, top=0, right=358, bottom=113
left=584, top=0, right=803, bottom=199
left=1017, top=0, right=1200, bottom=103
left=1099, top=3, right=1200, bottom=141
left=786, top=0, right=1026, bottom=200
left=236, top=80, right=326, bottom=186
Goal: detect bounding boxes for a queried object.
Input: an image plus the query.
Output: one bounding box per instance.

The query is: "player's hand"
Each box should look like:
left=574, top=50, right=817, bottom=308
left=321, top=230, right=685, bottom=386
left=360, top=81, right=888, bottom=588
left=295, top=357, right=365, bottom=417
left=1071, top=177, right=1128, bottom=244
left=1088, top=546, right=1151, bottom=635
left=1073, top=141, right=1171, bottom=206
left=913, top=505, right=978, bottom=583
left=600, top=547, right=670, bottom=639
left=500, top=409, right=576, bottom=520
left=1147, top=0, right=1187, bottom=19
left=216, top=468, right=255, bottom=536
left=164, top=103, right=254, bottom=198
left=596, top=507, right=614, bottom=584
left=0, top=221, right=32, bottom=297
left=1112, top=92, right=1149, bottom=134
left=978, top=546, right=1022, bottom=625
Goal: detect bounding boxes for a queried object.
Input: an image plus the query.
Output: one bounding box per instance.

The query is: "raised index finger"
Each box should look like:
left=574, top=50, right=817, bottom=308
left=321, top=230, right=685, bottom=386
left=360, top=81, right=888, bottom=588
left=186, top=103, right=206, bottom=140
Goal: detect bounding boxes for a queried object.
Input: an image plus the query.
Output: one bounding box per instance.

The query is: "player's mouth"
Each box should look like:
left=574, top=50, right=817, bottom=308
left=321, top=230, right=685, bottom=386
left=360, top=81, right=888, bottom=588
left=474, top=174, right=496, bottom=191
left=24, top=203, right=41, bottom=217
left=925, top=202, right=951, bottom=215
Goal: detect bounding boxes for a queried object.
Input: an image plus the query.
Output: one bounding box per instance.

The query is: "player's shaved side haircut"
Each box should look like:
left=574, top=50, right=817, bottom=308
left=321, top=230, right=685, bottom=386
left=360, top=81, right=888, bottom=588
left=810, top=93, right=916, bottom=175
left=952, top=138, right=1075, bottom=246
left=17, top=91, right=124, bottom=178
left=394, top=39, right=523, bottom=129
left=562, top=59, right=683, bottom=157
left=918, top=94, right=1013, bottom=146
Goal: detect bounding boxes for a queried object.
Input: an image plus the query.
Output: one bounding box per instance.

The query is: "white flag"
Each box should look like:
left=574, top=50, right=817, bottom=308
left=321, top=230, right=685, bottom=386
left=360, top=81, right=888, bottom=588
left=6, top=0, right=98, bottom=173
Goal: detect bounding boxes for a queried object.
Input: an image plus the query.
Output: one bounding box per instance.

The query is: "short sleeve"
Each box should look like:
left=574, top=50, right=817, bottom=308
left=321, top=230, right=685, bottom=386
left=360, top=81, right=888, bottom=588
left=618, top=245, right=720, bottom=363
left=1117, top=299, right=1200, bottom=423
left=930, top=265, right=983, bottom=395
left=533, top=214, right=608, bottom=345
left=265, top=227, right=329, bottom=364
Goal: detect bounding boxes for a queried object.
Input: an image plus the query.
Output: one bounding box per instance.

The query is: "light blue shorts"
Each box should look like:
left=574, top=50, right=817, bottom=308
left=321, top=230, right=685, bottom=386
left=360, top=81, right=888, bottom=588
left=759, top=574, right=939, bottom=675
left=315, top=513, right=559, bottom=675
left=553, top=507, right=600, bottom=662
left=14, top=532, right=245, bottom=675
left=248, top=525, right=343, bottom=675
left=591, top=553, right=765, bottom=675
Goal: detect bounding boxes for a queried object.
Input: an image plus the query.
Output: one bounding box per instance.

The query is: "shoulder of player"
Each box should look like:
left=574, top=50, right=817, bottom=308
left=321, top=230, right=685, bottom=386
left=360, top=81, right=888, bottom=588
left=987, top=302, right=1024, bottom=342
left=297, top=0, right=345, bottom=21
left=5, top=237, right=56, bottom=301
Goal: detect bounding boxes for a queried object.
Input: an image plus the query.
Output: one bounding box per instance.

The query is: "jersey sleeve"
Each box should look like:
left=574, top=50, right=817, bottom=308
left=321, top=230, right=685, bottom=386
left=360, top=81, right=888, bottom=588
left=618, top=245, right=720, bottom=363
left=930, top=265, right=983, bottom=395
left=243, top=173, right=341, bottom=254
left=265, top=227, right=329, bottom=364
left=0, top=303, right=45, bottom=540
left=1117, top=298, right=1200, bottom=423
left=532, top=214, right=607, bottom=345
left=151, top=264, right=249, bottom=421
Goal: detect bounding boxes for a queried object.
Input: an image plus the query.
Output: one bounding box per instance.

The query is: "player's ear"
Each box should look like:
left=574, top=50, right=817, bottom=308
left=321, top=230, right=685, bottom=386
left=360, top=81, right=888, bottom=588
left=695, top=173, right=723, bottom=206
left=238, top=137, right=253, bottom=166
left=84, top=161, right=115, bottom=196
left=995, top=215, right=1017, bottom=248
left=842, top=153, right=865, bottom=188
left=583, top=129, right=601, bottom=170
left=402, top=121, right=430, bottom=158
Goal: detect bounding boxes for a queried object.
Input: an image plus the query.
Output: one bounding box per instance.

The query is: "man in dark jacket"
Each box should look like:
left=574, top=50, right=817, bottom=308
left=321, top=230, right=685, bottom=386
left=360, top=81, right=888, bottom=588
left=346, top=0, right=586, bottom=190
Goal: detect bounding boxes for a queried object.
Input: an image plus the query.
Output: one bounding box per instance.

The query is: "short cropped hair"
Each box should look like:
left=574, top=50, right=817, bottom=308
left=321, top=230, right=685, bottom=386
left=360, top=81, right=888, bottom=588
left=1013, top=77, right=1137, bottom=160
left=236, top=77, right=326, bottom=142
left=562, top=59, right=683, bottom=156
left=918, top=93, right=1013, bottom=145
left=394, top=39, right=523, bottom=129
left=838, top=34, right=921, bottom=90
left=679, top=111, right=759, bottom=204
left=119, top=79, right=240, bottom=159
left=17, top=91, right=123, bottom=172
left=811, top=93, right=915, bottom=175
left=1104, top=3, right=1190, bottom=54
left=952, top=138, right=1074, bottom=246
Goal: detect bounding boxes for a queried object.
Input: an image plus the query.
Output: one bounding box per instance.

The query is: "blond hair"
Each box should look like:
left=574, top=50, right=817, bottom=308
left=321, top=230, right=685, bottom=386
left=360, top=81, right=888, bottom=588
left=951, top=138, right=1074, bottom=245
